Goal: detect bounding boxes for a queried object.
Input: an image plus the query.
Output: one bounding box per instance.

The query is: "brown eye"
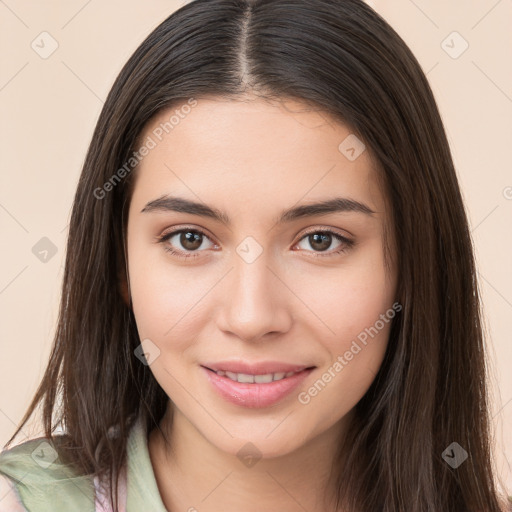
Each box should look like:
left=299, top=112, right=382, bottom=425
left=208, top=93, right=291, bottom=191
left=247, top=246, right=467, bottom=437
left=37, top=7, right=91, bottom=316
left=295, top=229, right=354, bottom=257
left=308, top=233, right=333, bottom=252
left=179, top=230, right=203, bottom=251
left=157, top=228, right=216, bottom=259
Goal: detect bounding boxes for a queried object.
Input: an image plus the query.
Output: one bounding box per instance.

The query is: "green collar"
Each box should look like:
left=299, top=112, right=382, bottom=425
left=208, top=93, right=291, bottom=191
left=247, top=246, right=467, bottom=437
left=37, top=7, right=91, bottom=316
left=126, top=416, right=168, bottom=511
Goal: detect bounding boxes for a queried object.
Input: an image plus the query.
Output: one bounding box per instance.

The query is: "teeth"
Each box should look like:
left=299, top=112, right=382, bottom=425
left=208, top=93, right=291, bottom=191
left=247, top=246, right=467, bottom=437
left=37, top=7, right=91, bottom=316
left=255, top=374, right=274, bottom=383
left=216, top=370, right=299, bottom=383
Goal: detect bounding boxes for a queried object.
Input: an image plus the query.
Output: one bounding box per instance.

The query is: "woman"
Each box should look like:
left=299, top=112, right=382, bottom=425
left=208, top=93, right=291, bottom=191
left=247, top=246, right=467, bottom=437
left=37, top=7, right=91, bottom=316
left=1, top=0, right=510, bottom=510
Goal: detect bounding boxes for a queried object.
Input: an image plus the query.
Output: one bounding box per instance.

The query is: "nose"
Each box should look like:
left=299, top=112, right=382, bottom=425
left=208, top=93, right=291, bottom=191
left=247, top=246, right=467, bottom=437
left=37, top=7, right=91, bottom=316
left=216, top=252, right=293, bottom=343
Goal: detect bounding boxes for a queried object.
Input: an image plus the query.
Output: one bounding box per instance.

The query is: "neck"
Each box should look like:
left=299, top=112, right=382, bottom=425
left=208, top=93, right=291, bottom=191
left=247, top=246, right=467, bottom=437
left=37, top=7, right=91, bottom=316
left=148, top=404, right=354, bottom=512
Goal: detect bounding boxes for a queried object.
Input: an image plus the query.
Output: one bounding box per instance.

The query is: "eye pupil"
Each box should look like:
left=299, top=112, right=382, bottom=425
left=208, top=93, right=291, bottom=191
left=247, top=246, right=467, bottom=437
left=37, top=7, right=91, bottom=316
left=310, top=233, right=331, bottom=252
left=181, top=231, right=202, bottom=250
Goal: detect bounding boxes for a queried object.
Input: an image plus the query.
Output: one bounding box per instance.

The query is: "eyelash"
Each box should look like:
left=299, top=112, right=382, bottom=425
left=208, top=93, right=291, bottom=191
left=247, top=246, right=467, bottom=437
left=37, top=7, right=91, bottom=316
left=155, top=226, right=355, bottom=260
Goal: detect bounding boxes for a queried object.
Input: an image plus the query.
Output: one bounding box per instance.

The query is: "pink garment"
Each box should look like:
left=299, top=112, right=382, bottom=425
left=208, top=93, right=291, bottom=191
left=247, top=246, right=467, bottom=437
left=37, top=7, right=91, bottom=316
left=93, top=464, right=128, bottom=512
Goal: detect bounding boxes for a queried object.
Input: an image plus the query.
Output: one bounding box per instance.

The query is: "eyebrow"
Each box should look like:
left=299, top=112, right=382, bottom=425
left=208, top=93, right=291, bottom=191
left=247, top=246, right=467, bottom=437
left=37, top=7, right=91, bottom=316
left=140, top=195, right=376, bottom=225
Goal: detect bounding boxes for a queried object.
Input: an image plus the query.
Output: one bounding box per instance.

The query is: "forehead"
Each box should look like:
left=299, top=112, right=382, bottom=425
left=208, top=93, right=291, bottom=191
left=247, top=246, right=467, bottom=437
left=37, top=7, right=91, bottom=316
left=130, top=96, right=386, bottom=216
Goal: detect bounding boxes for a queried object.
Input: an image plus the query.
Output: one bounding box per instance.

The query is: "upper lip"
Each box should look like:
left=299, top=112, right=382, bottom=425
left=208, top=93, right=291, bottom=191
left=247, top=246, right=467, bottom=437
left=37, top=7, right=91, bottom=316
left=202, top=361, right=315, bottom=375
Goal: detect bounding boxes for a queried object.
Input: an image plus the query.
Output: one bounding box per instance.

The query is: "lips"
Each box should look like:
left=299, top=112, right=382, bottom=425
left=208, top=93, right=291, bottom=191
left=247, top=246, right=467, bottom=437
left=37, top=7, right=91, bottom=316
left=202, top=365, right=315, bottom=408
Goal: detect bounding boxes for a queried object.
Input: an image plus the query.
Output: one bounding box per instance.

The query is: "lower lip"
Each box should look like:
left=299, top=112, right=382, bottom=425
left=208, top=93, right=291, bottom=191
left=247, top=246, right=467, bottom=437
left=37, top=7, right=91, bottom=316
left=201, top=366, right=315, bottom=408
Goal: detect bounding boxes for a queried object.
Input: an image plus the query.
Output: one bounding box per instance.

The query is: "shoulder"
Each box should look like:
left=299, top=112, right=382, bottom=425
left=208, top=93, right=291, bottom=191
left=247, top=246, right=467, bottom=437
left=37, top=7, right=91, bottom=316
left=0, top=435, right=96, bottom=512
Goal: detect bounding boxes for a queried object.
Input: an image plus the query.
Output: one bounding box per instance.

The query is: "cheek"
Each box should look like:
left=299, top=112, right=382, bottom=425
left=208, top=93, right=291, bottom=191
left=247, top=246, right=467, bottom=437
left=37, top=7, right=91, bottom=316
left=296, top=242, right=395, bottom=342
left=294, top=245, right=396, bottom=407
left=296, top=258, right=395, bottom=419
left=128, top=243, right=209, bottom=351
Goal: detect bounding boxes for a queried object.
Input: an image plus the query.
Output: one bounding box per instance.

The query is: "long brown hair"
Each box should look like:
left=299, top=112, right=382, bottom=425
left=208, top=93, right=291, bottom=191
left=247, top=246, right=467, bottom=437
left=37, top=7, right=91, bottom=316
left=4, top=0, right=508, bottom=510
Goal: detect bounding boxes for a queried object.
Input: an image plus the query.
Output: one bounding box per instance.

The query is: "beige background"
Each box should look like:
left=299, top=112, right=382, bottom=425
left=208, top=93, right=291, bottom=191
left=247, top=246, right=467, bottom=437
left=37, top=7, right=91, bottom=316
left=1, top=0, right=511, bottom=497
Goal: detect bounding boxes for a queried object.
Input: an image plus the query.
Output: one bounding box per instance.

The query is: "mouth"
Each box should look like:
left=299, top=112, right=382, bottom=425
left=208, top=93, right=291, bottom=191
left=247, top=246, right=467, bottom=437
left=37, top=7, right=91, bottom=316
left=200, top=365, right=317, bottom=408
left=202, top=366, right=316, bottom=384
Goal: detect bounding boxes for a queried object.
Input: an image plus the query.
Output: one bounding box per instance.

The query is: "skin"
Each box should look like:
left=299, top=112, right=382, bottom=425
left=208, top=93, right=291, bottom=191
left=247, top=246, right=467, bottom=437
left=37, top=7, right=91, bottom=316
left=124, top=95, right=398, bottom=512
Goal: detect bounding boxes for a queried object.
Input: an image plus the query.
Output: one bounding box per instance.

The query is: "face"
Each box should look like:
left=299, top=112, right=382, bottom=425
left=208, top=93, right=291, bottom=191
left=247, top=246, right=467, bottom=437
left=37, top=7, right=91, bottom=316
left=125, top=96, right=398, bottom=459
